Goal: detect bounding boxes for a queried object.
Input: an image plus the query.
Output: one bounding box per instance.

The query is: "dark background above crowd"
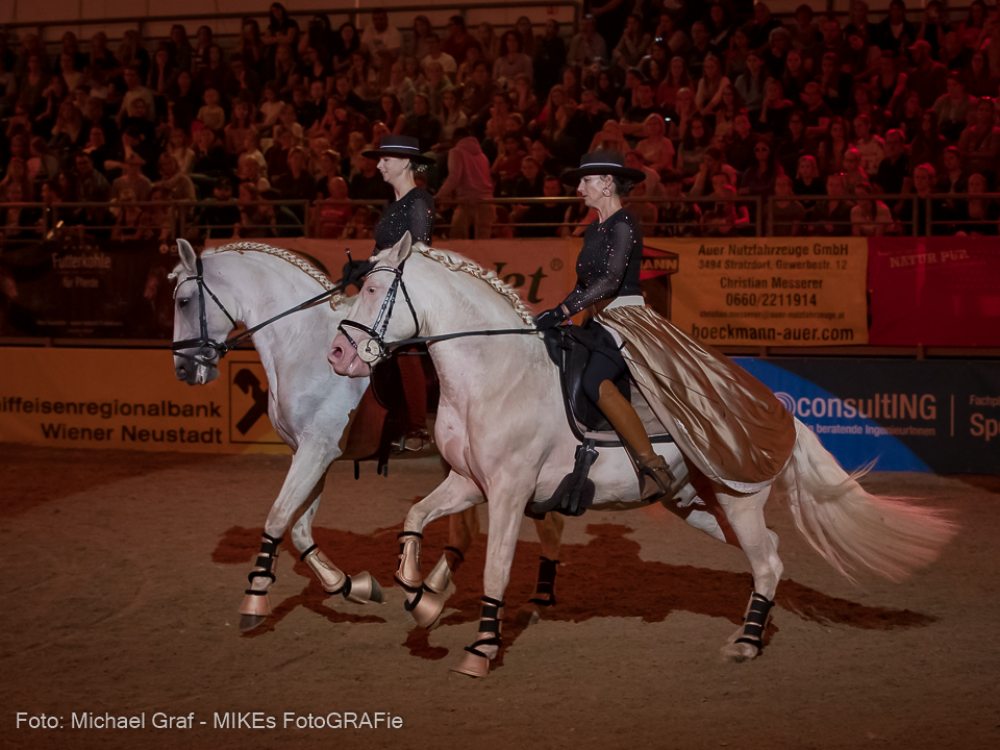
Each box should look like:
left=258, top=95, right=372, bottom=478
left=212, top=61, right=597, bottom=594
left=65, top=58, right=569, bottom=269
left=0, top=1, right=998, bottom=242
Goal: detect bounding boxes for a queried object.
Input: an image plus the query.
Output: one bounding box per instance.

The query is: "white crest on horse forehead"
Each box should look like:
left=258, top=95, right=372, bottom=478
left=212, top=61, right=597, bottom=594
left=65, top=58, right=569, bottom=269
left=412, top=244, right=535, bottom=326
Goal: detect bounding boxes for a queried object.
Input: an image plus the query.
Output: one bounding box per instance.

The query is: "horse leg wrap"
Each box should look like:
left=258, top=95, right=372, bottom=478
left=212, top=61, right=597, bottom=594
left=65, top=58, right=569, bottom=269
left=529, top=556, right=559, bottom=607
left=424, top=553, right=455, bottom=595
left=451, top=596, right=504, bottom=678
left=302, top=547, right=384, bottom=605
left=734, top=591, right=775, bottom=650
left=395, top=531, right=424, bottom=589
left=246, top=532, right=282, bottom=588
left=302, top=547, right=347, bottom=594
left=239, top=533, right=282, bottom=616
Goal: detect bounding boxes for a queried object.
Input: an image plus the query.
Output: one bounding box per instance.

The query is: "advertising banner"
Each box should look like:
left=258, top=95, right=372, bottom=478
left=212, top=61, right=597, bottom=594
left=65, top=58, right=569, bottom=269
left=210, top=238, right=581, bottom=313
left=867, top=237, right=1000, bottom=346
left=4, top=347, right=996, bottom=473
left=737, top=357, right=1000, bottom=473
left=644, top=237, right=869, bottom=347
left=0, top=347, right=287, bottom=454
left=0, top=236, right=173, bottom=338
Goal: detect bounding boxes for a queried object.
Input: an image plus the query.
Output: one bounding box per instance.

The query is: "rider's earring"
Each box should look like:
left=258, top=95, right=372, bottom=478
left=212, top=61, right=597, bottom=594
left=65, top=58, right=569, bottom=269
left=602, top=187, right=611, bottom=197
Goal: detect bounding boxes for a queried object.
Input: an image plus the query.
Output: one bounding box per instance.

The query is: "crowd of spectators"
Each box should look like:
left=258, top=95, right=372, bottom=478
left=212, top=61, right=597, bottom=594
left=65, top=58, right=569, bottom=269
left=2, top=0, right=1000, bottom=244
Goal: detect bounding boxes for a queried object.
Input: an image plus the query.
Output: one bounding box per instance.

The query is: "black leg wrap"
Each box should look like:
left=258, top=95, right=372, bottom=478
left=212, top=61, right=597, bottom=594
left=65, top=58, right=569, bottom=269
left=444, top=545, right=465, bottom=563
left=299, top=544, right=318, bottom=561
left=464, top=597, right=504, bottom=658
left=529, top=557, right=559, bottom=607
left=734, top=591, right=774, bottom=649
left=246, top=533, right=282, bottom=585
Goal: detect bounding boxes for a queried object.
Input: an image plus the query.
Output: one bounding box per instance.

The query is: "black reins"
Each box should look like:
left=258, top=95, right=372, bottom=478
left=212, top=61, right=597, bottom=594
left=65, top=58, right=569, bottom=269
left=171, top=256, right=342, bottom=364
left=336, top=261, right=539, bottom=365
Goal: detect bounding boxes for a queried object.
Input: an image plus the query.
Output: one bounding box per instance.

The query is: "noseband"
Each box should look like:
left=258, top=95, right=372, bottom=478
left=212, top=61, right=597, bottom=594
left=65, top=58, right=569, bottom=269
left=337, top=263, right=420, bottom=365
left=172, top=256, right=342, bottom=366
left=171, top=256, right=240, bottom=365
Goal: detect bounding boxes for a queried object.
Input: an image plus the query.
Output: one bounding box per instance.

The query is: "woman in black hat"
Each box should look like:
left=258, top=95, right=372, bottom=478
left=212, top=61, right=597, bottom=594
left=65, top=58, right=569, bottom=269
left=534, top=150, right=674, bottom=501
left=356, top=134, right=437, bottom=450
left=535, top=150, right=795, bottom=507
left=361, top=134, right=436, bottom=251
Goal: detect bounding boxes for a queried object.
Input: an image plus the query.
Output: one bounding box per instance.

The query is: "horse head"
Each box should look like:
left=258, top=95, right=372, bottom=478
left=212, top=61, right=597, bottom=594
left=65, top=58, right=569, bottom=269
left=328, top=232, right=419, bottom=378
left=170, top=238, right=239, bottom=385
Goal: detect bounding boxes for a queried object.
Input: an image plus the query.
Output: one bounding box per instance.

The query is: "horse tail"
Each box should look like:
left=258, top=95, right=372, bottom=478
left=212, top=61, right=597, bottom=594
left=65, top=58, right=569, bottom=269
left=776, top=419, right=957, bottom=583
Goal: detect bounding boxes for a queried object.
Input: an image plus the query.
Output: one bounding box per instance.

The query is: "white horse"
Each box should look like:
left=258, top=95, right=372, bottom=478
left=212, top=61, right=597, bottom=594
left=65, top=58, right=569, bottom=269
left=170, top=239, right=563, bottom=633
left=327, top=234, right=956, bottom=677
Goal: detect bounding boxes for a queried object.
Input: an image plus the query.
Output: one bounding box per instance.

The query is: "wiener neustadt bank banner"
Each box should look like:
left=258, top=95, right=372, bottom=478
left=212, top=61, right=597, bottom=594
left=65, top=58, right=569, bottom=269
left=737, top=357, right=1000, bottom=473
left=645, top=237, right=869, bottom=346
left=0, top=348, right=286, bottom=454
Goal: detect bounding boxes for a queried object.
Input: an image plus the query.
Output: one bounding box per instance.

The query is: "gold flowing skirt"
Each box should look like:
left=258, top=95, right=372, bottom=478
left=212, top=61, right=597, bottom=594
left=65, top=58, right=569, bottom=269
left=598, top=304, right=796, bottom=493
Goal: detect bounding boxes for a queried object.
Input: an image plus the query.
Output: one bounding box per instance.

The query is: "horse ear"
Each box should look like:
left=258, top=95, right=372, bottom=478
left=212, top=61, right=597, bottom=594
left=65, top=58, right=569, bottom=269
left=177, top=238, right=197, bottom=273
left=385, top=231, right=414, bottom=267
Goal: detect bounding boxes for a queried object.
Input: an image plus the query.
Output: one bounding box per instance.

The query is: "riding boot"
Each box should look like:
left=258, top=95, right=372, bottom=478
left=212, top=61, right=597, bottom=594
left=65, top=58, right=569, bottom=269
left=597, top=380, right=674, bottom=502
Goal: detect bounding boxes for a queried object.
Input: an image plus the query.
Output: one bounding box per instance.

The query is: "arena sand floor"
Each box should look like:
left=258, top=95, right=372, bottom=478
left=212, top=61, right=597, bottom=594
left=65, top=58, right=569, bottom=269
left=1, top=444, right=997, bottom=750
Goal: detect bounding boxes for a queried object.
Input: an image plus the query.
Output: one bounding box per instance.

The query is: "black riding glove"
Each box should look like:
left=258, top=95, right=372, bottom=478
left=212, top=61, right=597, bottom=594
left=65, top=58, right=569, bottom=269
left=534, top=306, right=568, bottom=331
left=341, top=258, right=374, bottom=291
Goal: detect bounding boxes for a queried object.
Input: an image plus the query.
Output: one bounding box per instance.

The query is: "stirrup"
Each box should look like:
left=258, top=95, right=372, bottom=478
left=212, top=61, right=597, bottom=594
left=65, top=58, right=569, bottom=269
left=638, top=454, right=673, bottom=502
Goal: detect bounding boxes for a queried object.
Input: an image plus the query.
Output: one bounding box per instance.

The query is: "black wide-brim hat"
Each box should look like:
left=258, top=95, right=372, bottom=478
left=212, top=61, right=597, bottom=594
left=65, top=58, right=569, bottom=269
left=362, top=135, right=435, bottom=164
left=562, top=150, right=645, bottom=184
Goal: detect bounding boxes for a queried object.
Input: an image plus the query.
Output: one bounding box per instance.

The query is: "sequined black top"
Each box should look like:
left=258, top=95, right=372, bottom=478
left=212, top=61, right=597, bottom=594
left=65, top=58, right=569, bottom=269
left=558, top=208, right=643, bottom=315
left=373, top=187, right=435, bottom=250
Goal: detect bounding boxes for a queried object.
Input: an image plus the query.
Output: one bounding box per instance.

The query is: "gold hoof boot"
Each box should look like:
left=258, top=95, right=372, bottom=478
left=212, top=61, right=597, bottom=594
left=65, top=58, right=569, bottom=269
left=449, top=596, right=503, bottom=678
left=450, top=646, right=494, bottom=678
left=344, top=571, right=384, bottom=604
left=406, top=585, right=450, bottom=629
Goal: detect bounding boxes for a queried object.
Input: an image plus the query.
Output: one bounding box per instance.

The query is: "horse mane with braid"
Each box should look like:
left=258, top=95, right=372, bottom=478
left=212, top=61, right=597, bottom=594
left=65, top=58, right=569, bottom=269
left=194, top=241, right=346, bottom=307
left=413, top=242, right=536, bottom=326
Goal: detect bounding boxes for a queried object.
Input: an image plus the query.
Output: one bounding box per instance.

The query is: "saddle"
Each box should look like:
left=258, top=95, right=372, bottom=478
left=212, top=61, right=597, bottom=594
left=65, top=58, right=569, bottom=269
left=529, top=325, right=672, bottom=518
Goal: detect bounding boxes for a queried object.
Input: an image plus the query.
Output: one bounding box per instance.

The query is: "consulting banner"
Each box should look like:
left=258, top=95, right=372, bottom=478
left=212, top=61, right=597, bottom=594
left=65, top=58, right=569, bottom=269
left=737, top=357, right=1000, bottom=473
left=868, top=237, right=1000, bottom=346
left=644, top=237, right=869, bottom=346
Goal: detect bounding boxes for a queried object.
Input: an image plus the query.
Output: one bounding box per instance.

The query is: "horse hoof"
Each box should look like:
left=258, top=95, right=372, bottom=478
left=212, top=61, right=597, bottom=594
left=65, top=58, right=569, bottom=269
left=239, top=614, right=268, bottom=633
left=720, top=641, right=761, bottom=663
left=239, top=591, right=272, bottom=617
left=449, top=651, right=491, bottom=678
left=345, top=572, right=384, bottom=604
left=409, top=585, right=451, bottom=630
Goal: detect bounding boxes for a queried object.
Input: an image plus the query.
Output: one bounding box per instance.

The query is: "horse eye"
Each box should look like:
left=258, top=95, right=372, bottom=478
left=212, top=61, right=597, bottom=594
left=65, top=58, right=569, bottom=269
left=178, top=298, right=190, bottom=308
left=366, top=286, right=376, bottom=294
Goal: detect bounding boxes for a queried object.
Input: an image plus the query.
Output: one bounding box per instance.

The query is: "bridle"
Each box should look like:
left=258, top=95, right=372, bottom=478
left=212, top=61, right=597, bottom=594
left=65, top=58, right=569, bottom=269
left=337, top=260, right=537, bottom=366
left=171, top=256, right=341, bottom=365
left=337, top=263, right=420, bottom=365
